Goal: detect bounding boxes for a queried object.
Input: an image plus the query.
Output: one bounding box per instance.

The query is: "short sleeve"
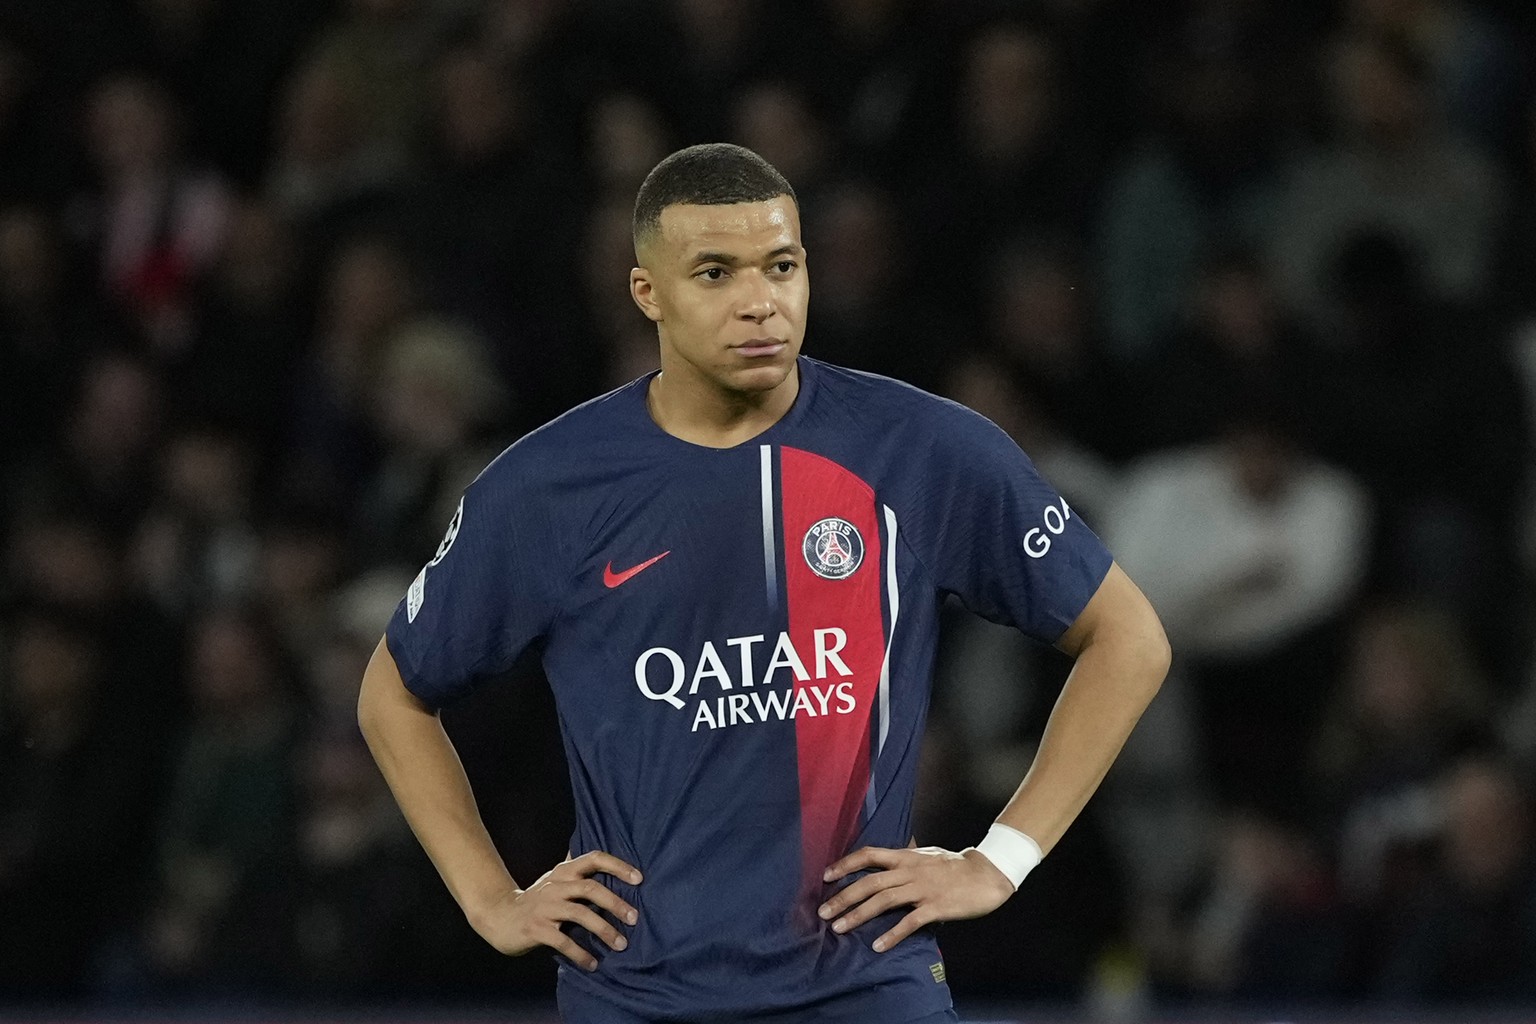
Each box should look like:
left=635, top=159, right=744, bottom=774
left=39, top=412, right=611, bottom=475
left=915, top=405, right=1113, bottom=643
left=384, top=464, right=564, bottom=709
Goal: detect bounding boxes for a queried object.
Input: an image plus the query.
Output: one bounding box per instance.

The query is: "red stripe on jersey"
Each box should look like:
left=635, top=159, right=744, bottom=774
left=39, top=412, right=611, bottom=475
left=779, top=446, right=885, bottom=899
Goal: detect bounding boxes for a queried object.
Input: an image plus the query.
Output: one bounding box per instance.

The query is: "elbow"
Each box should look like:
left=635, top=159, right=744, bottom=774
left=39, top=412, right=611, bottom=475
left=1073, top=563, right=1171, bottom=699
left=1122, top=603, right=1172, bottom=699
left=1076, top=611, right=1170, bottom=702
left=357, top=681, right=381, bottom=743
left=1146, top=620, right=1172, bottom=690
left=1137, top=593, right=1173, bottom=687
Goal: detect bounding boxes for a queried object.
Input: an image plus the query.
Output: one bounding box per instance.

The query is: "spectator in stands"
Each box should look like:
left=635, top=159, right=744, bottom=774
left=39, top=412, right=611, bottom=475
left=130, top=426, right=262, bottom=616
left=1305, top=230, right=1526, bottom=631
left=72, top=73, right=232, bottom=352
left=1098, top=30, right=1285, bottom=361
left=1139, top=248, right=1325, bottom=455
left=1341, top=0, right=1526, bottom=158
left=2, top=507, right=182, bottom=721
left=266, top=58, right=404, bottom=229
left=171, top=199, right=307, bottom=451
left=984, top=238, right=1132, bottom=461
left=1374, top=758, right=1536, bottom=1004
left=352, top=318, right=507, bottom=562
left=577, top=195, right=658, bottom=389
left=1172, top=811, right=1352, bottom=1001
left=9, top=352, right=162, bottom=536
left=729, top=81, right=838, bottom=215
left=473, top=0, right=592, bottom=141
left=273, top=731, right=430, bottom=996
left=1268, top=30, right=1505, bottom=327
left=124, top=0, right=332, bottom=183
left=301, top=0, right=435, bottom=171
left=0, top=608, right=142, bottom=995
left=284, top=233, right=417, bottom=505
left=0, top=205, right=117, bottom=482
left=631, top=0, right=771, bottom=141
left=253, top=507, right=348, bottom=667
left=583, top=90, right=673, bottom=200
left=137, top=604, right=298, bottom=991
left=790, top=0, right=945, bottom=173
left=301, top=568, right=414, bottom=735
left=913, top=20, right=1091, bottom=315
left=1106, top=404, right=1371, bottom=808
left=395, top=44, right=587, bottom=429
left=1314, top=603, right=1494, bottom=904
left=800, top=181, right=946, bottom=390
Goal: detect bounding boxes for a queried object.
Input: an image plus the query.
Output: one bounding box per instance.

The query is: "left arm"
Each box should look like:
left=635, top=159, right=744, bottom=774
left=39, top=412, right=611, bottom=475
left=819, top=562, right=1170, bottom=951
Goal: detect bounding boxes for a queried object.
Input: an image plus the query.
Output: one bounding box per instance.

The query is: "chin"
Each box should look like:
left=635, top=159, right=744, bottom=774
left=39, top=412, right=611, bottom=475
left=723, top=359, right=795, bottom=394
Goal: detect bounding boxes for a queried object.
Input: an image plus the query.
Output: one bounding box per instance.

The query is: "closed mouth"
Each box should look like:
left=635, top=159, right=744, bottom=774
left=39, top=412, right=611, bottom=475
left=733, top=340, right=787, bottom=355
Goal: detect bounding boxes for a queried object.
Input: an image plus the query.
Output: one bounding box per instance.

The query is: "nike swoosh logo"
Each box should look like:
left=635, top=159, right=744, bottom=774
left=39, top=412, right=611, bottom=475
left=603, top=551, right=670, bottom=589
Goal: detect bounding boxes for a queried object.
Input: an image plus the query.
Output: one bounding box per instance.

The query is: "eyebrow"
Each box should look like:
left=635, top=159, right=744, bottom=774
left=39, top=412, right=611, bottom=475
left=688, top=244, right=801, bottom=267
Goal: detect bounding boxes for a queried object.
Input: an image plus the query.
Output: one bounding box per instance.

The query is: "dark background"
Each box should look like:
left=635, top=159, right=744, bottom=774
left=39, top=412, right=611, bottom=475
left=3, top=0, right=1536, bottom=1018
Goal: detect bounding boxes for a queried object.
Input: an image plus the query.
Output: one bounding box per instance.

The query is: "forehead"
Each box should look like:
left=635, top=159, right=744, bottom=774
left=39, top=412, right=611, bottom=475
left=655, top=198, right=801, bottom=257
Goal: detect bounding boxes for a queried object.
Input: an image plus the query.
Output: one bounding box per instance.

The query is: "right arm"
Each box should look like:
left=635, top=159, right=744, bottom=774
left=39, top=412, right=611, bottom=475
left=357, top=637, right=639, bottom=970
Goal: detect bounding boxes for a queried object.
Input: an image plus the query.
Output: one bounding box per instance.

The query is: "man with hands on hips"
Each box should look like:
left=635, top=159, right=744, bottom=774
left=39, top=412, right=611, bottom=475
left=359, top=143, right=1170, bottom=1023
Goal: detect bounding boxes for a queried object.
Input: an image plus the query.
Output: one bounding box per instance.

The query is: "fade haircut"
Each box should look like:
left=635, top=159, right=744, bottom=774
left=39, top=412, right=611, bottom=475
left=632, top=143, right=796, bottom=253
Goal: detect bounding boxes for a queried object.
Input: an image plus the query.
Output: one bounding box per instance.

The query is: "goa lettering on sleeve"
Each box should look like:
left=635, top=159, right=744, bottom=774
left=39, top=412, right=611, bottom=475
left=1021, top=497, right=1072, bottom=559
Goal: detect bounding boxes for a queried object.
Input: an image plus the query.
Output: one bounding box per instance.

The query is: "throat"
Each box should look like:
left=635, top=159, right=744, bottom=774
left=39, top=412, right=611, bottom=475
left=647, top=363, right=800, bottom=449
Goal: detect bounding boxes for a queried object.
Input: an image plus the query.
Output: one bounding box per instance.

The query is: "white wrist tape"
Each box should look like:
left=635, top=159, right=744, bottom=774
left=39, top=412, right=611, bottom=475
left=974, top=822, right=1043, bottom=890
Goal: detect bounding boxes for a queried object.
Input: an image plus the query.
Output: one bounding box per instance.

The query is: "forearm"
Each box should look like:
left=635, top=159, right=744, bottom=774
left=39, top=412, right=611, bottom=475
left=357, top=638, right=518, bottom=922
left=996, top=583, right=1169, bottom=854
left=822, top=575, right=1168, bottom=943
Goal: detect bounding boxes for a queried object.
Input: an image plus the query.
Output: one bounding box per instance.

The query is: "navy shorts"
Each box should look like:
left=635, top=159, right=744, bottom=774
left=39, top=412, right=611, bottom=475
left=557, top=982, right=961, bottom=1024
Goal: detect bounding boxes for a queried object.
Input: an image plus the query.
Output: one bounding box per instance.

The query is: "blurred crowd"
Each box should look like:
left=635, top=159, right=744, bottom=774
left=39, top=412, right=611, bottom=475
left=2, top=0, right=1536, bottom=1014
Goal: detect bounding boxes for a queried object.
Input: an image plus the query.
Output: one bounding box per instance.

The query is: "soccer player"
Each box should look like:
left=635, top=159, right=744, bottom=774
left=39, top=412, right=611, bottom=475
left=358, top=143, right=1170, bottom=1023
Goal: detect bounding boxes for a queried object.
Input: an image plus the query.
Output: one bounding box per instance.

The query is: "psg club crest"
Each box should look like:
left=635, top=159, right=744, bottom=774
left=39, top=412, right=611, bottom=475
left=803, top=517, right=864, bottom=580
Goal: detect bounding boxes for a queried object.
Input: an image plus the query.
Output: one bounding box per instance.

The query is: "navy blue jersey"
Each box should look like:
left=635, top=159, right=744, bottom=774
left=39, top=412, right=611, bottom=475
left=386, top=357, right=1113, bottom=1022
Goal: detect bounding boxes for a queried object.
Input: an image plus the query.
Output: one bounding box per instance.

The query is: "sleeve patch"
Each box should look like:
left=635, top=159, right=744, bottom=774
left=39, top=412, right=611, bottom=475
left=406, top=567, right=427, bottom=623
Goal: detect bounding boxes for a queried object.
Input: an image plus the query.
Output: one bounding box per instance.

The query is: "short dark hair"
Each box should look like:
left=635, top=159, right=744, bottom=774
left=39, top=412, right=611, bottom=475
left=632, top=143, right=796, bottom=250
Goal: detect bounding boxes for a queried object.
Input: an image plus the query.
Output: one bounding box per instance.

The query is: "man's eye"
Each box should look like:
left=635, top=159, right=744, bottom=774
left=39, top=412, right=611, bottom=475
left=699, top=268, right=725, bottom=281
left=775, top=261, right=796, bottom=274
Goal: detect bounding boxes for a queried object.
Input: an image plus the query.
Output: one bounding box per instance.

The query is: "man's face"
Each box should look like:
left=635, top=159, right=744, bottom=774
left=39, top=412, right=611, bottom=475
left=631, top=197, right=808, bottom=397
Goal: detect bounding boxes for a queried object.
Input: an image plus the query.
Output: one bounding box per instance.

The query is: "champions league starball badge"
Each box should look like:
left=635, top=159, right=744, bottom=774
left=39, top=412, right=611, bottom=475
left=802, top=517, right=864, bottom=580
left=428, top=497, right=464, bottom=567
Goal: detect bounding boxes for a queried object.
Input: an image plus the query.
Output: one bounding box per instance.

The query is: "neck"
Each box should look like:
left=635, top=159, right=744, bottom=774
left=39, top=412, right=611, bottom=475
left=647, top=355, right=800, bottom=449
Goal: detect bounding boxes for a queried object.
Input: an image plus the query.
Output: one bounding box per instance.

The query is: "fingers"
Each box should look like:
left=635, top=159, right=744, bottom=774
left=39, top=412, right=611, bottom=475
left=492, top=852, right=641, bottom=967
left=820, top=846, right=1006, bottom=951
left=818, top=871, right=902, bottom=922
left=543, top=924, right=600, bottom=972
left=567, top=877, right=639, bottom=926
left=828, top=884, right=917, bottom=935
left=823, top=845, right=902, bottom=883
left=873, top=907, right=932, bottom=954
left=565, top=850, right=643, bottom=885
left=553, top=902, right=630, bottom=953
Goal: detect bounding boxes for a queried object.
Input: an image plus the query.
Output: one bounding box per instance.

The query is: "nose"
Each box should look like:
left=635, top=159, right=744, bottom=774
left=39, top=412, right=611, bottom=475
left=737, top=271, right=775, bottom=324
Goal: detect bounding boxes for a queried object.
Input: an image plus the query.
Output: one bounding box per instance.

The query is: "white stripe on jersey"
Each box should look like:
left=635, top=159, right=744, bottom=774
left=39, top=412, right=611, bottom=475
left=878, top=504, right=898, bottom=758
left=866, top=505, right=900, bottom=820
left=759, top=444, right=777, bottom=608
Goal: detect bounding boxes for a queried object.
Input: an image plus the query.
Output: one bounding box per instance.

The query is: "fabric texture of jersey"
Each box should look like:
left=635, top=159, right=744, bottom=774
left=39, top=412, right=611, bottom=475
left=385, top=357, right=1114, bottom=1023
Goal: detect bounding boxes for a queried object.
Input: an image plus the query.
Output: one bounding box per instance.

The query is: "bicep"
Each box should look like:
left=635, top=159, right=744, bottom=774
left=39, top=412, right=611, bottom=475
left=1054, top=561, right=1170, bottom=663
left=359, top=635, right=436, bottom=728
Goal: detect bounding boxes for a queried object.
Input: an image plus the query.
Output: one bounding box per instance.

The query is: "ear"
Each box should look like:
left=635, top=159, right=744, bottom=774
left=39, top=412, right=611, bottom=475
left=630, top=267, right=663, bottom=323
